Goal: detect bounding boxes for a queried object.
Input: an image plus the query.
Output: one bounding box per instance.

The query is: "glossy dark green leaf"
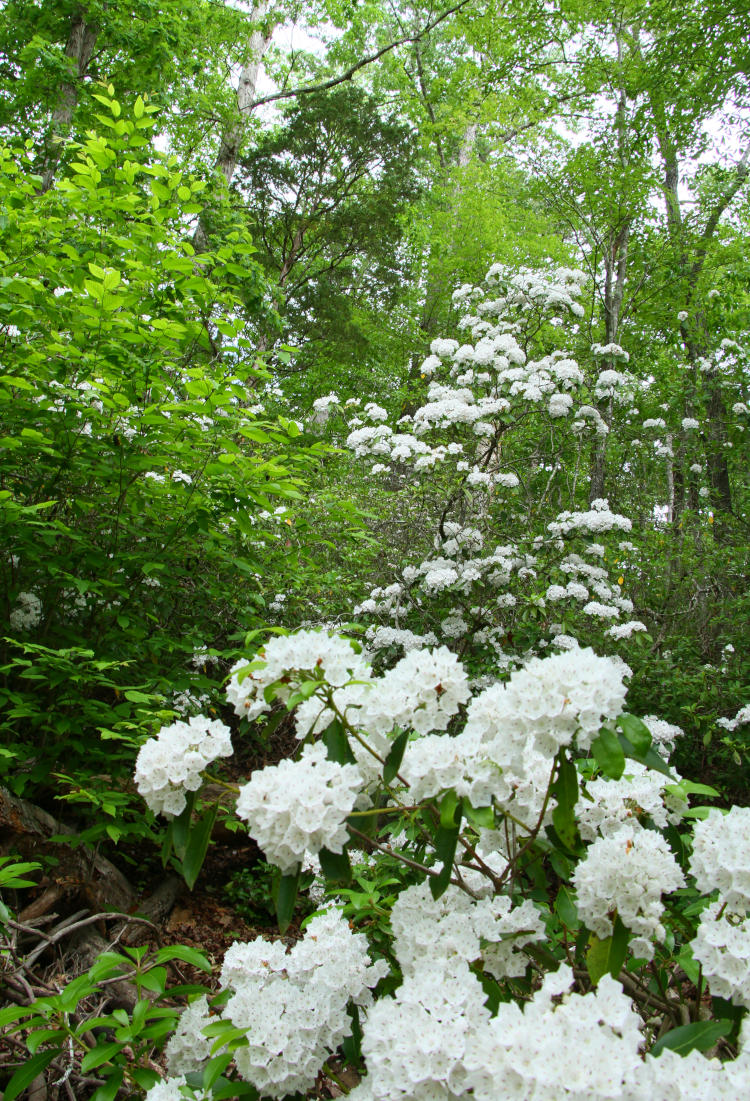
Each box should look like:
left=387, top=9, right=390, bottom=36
left=322, top=717, right=356, bottom=764
left=552, top=752, right=579, bottom=849
left=153, top=945, right=212, bottom=971
left=274, top=867, right=301, bottom=934
left=616, top=713, right=653, bottom=756
left=180, top=805, right=217, bottom=890
left=586, top=916, right=629, bottom=984
left=430, top=823, right=460, bottom=900
left=90, top=1069, right=124, bottom=1101
left=651, top=1019, right=732, bottom=1057
left=555, top=884, right=579, bottom=928
left=383, top=730, right=409, bottom=784
left=2, top=1048, right=61, bottom=1101
left=318, top=845, right=352, bottom=884
left=439, top=789, right=461, bottom=830
left=617, top=731, right=674, bottom=778
left=81, top=1042, right=125, bottom=1073
left=592, top=727, right=626, bottom=780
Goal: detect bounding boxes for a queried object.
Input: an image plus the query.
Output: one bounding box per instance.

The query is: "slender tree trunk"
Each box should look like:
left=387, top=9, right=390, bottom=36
left=193, top=1, right=273, bottom=251
left=39, top=9, right=100, bottom=191
left=589, top=34, right=631, bottom=503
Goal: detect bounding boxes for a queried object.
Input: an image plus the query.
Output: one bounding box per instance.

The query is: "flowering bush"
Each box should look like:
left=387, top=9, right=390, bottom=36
left=124, top=625, right=750, bottom=1098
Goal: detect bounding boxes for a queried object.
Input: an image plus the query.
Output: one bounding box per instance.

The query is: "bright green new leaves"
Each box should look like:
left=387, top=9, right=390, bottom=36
left=0, top=94, right=317, bottom=806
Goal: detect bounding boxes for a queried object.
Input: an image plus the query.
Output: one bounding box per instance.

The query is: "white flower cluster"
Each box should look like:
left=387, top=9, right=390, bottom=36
left=349, top=962, right=650, bottom=1100
left=220, top=909, right=387, bottom=1098
left=607, top=619, right=648, bottom=639
left=692, top=901, right=750, bottom=1008
left=466, top=646, right=627, bottom=756
left=227, top=629, right=369, bottom=722
left=391, top=881, right=543, bottom=981
left=165, top=995, right=213, bottom=1075
left=236, top=741, right=362, bottom=872
left=134, top=715, right=233, bottom=817
left=547, top=498, right=632, bottom=537
left=9, top=590, right=42, bottom=631
left=399, top=647, right=627, bottom=829
left=578, top=761, right=686, bottom=841
left=312, top=391, right=339, bottom=423
left=690, top=807, right=750, bottom=911
left=572, top=823, right=685, bottom=958
left=592, top=341, right=630, bottom=361
left=642, top=714, right=684, bottom=758
left=366, top=645, right=471, bottom=736
left=145, top=1078, right=206, bottom=1101
left=716, top=703, right=750, bottom=732
left=291, top=643, right=469, bottom=769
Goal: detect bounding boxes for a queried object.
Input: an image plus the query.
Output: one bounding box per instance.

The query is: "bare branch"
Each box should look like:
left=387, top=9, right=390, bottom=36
left=248, top=0, right=474, bottom=112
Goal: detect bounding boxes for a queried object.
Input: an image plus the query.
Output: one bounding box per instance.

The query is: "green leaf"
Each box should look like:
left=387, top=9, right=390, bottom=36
left=0, top=1004, right=31, bottom=1029
left=134, top=95, right=145, bottom=119
left=274, top=867, right=300, bottom=934
left=341, top=1004, right=363, bottom=1064
left=439, top=789, right=461, bottom=830
left=430, top=822, right=460, bottom=901
left=137, top=966, right=168, bottom=994
left=81, top=1042, right=125, bottom=1073
left=318, top=846, right=352, bottom=884
left=322, top=718, right=356, bottom=765
left=209, top=1080, right=259, bottom=1099
left=591, top=727, right=626, bottom=780
left=664, top=779, right=720, bottom=799
left=552, top=751, right=579, bottom=848
left=616, top=714, right=653, bottom=756
left=169, top=791, right=196, bottom=862
left=90, top=1069, right=124, bottom=1101
left=383, top=730, right=409, bottom=784
left=617, top=731, right=674, bottom=778
left=180, top=805, right=217, bottom=890
left=461, top=800, right=495, bottom=830
left=586, top=917, right=629, bottom=984
left=2, top=1048, right=61, bottom=1101
left=203, top=1053, right=235, bottom=1089
left=651, top=1019, right=732, bottom=1057
left=555, top=885, right=579, bottom=928
left=152, top=945, right=211, bottom=971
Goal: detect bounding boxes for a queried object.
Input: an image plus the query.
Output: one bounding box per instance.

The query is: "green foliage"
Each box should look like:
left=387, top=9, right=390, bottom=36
left=1, top=943, right=211, bottom=1100
left=0, top=91, right=320, bottom=806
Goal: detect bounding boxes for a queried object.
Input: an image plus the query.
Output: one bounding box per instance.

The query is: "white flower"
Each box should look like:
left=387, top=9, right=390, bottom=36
left=144, top=1078, right=199, bottom=1101
left=641, top=714, right=683, bottom=759
left=572, top=825, right=685, bottom=957
left=361, top=646, right=471, bottom=736
left=226, top=630, right=370, bottom=722
left=430, top=338, right=459, bottom=358
left=134, top=715, right=233, bottom=818
left=578, top=761, right=686, bottom=841
left=692, top=901, right=750, bottom=1008
left=607, top=620, right=647, bottom=639
left=222, top=910, right=387, bottom=1098
left=690, top=807, right=750, bottom=911
left=9, top=591, right=42, bottom=631
left=166, top=996, right=213, bottom=1075
left=235, top=742, right=363, bottom=872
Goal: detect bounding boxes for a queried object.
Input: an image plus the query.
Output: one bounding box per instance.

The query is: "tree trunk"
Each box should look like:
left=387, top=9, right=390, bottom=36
left=193, top=1, right=274, bottom=251
left=39, top=10, right=100, bottom=192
